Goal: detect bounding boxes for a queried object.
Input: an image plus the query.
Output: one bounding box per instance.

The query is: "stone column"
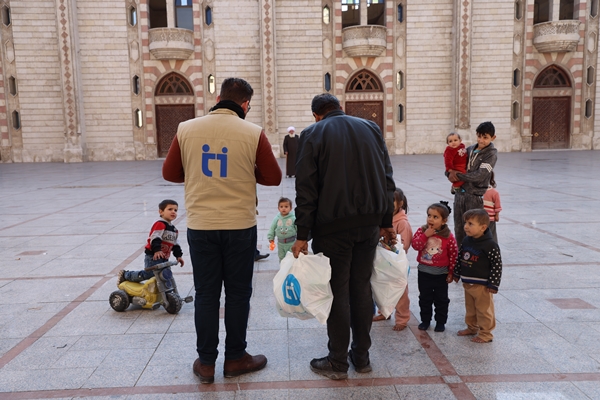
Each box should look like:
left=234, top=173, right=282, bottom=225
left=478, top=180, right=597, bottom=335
left=259, top=0, right=279, bottom=151
left=56, top=0, right=84, bottom=162
left=453, top=0, right=472, bottom=134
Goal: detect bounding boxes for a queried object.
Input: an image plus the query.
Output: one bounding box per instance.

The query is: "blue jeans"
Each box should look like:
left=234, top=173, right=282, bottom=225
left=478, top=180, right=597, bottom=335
left=187, top=226, right=257, bottom=365
left=311, top=225, right=379, bottom=372
left=123, top=255, right=165, bottom=282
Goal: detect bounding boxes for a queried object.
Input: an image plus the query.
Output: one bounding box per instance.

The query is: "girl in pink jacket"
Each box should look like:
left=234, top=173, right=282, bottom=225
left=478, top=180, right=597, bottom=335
left=373, top=188, right=413, bottom=331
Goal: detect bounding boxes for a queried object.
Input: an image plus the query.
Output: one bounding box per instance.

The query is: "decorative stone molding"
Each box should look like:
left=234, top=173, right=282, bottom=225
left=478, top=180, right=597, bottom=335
left=148, top=28, right=194, bottom=60
left=342, top=25, right=387, bottom=58
left=533, top=21, right=581, bottom=53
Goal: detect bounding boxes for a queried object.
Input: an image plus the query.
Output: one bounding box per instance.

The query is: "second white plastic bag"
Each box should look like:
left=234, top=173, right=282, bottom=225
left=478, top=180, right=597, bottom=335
left=273, top=252, right=333, bottom=325
left=371, top=244, right=409, bottom=319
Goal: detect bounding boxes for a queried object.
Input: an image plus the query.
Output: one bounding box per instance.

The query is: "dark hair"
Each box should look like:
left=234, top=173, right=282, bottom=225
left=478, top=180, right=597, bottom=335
left=476, top=121, right=495, bottom=136
left=159, top=199, right=178, bottom=211
left=219, top=78, right=254, bottom=105
left=489, top=170, right=496, bottom=188
left=428, top=201, right=451, bottom=220
left=311, top=93, right=341, bottom=116
left=446, top=132, right=461, bottom=143
left=463, top=208, right=489, bottom=227
left=278, top=197, right=293, bottom=207
left=393, top=188, right=408, bottom=214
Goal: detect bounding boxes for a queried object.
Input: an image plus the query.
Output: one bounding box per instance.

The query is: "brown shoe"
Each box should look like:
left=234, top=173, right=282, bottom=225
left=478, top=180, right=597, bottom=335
left=193, top=358, right=215, bottom=384
left=223, top=352, right=267, bottom=378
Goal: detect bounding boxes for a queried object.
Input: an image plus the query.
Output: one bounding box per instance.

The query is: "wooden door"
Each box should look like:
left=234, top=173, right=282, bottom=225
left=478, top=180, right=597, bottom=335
left=345, top=101, right=384, bottom=134
left=531, top=97, right=570, bottom=150
left=155, top=105, right=195, bottom=157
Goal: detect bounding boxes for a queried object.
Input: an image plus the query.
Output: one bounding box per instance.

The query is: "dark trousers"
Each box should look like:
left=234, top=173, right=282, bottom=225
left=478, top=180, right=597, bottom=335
left=187, top=226, right=257, bottom=365
left=311, top=225, right=379, bottom=372
left=453, top=192, right=483, bottom=245
left=418, top=271, right=450, bottom=324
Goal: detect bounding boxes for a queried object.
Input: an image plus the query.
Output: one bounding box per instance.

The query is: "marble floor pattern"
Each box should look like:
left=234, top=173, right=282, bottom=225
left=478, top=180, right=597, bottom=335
left=0, top=150, right=599, bottom=399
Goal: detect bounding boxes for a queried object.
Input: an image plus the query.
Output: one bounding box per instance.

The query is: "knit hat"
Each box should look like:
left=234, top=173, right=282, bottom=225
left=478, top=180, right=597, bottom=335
left=287, top=126, right=295, bottom=132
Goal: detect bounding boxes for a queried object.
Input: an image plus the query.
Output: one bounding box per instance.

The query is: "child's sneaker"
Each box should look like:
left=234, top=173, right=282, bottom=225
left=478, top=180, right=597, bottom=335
left=418, top=321, right=430, bottom=330
left=117, top=270, right=126, bottom=287
left=434, top=323, right=445, bottom=332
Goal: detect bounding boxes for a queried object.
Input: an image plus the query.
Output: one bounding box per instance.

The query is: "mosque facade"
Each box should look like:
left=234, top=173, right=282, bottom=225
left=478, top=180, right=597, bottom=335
left=0, top=0, right=598, bottom=162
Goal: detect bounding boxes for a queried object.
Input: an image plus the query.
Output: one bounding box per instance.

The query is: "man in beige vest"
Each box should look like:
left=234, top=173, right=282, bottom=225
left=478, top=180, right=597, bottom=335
left=163, top=77, right=282, bottom=384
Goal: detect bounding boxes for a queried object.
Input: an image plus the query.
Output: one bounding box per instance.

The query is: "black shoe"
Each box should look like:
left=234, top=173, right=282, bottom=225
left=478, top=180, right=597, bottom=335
left=418, top=322, right=430, bottom=330
left=309, top=357, right=347, bottom=380
left=254, top=253, right=269, bottom=261
left=434, top=323, right=445, bottom=332
left=348, top=350, right=372, bottom=373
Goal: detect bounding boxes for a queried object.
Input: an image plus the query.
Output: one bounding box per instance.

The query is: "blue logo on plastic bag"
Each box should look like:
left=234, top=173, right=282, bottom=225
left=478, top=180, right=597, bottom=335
left=282, top=274, right=301, bottom=306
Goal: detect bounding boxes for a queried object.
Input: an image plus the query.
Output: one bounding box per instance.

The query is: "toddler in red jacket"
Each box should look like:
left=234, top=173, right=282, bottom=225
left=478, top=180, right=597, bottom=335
left=444, top=133, right=467, bottom=194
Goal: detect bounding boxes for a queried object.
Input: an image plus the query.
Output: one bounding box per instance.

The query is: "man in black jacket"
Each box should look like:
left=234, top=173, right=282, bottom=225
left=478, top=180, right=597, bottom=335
left=291, top=93, right=396, bottom=380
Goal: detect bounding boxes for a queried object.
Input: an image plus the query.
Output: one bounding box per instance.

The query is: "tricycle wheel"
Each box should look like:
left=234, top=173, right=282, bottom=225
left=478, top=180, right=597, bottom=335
left=164, top=292, right=183, bottom=314
left=109, top=290, right=130, bottom=312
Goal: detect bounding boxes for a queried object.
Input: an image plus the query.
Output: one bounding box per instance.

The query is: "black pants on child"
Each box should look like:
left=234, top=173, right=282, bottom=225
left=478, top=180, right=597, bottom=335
left=418, top=271, right=450, bottom=324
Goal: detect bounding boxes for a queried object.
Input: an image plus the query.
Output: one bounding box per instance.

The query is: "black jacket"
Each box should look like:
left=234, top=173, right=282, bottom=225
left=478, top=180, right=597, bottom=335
left=454, top=228, right=502, bottom=290
left=294, top=110, right=395, bottom=240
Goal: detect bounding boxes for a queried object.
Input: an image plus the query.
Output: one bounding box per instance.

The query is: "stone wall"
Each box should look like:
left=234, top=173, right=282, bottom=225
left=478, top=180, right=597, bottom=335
left=405, top=0, right=454, bottom=154
left=274, top=0, right=322, bottom=146
left=470, top=0, right=515, bottom=152
left=11, top=0, right=65, bottom=162
left=77, top=0, right=135, bottom=161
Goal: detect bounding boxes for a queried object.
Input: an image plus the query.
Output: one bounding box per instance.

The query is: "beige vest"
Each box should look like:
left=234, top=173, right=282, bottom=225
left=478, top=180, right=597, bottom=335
left=177, top=109, right=261, bottom=230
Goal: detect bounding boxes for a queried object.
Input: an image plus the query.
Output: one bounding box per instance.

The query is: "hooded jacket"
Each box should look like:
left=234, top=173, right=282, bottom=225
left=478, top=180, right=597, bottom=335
left=294, top=110, right=395, bottom=240
left=456, top=142, right=497, bottom=196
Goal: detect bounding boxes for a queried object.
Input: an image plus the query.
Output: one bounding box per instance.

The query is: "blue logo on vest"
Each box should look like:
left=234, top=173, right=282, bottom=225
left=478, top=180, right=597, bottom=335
left=202, top=144, right=228, bottom=177
left=282, top=274, right=301, bottom=306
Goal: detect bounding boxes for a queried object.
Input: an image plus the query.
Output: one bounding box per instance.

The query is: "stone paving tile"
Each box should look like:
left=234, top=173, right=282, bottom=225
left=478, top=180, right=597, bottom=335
left=0, top=151, right=599, bottom=399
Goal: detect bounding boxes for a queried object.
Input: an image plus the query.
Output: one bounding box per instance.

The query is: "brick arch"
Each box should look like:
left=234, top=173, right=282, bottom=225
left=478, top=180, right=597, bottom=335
left=345, top=69, right=384, bottom=92
left=534, top=65, right=572, bottom=88
left=155, top=72, right=194, bottom=96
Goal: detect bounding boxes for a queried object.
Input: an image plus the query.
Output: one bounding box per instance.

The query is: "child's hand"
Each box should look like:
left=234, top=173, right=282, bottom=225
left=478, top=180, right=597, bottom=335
left=495, top=214, right=500, bottom=222
left=424, top=226, right=436, bottom=237
left=448, top=171, right=459, bottom=182
left=453, top=275, right=460, bottom=283
left=177, top=257, right=185, bottom=267
left=269, top=241, right=275, bottom=251
left=153, top=251, right=166, bottom=260
left=446, top=274, right=454, bottom=283
left=487, top=287, right=498, bottom=294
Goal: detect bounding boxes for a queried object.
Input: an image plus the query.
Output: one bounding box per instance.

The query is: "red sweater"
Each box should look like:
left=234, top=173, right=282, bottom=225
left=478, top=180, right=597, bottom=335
left=444, top=144, right=467, bottom=187
left=411, top=226, right=458, bottom=274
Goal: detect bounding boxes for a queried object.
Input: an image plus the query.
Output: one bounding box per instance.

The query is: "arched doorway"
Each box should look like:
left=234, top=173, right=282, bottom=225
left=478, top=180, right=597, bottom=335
left=531, top=65, right=572, bottom=150
left=344, top=70, right=384, bottom=133
left=155, top=73, right=196, bottom=157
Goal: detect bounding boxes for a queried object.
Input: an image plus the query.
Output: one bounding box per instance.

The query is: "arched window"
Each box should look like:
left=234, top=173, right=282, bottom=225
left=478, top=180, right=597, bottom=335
left=346, top=70, right=383, bottom=92
left=534, top=65, right=571, bottom=88
left=155, top=73, right=194, bottom=95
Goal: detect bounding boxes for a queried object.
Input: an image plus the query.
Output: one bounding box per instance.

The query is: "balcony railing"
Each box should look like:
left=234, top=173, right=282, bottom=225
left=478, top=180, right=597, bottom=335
left=533, top=20, right=581, bottom=53
left=342, top=25, right=387, bottom=58
left=148, top=28, right=194, bottom=60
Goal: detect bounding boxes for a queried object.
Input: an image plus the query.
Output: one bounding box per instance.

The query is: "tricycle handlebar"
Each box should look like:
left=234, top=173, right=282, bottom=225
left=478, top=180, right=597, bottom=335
left=144, top=260, right=179, bottom=271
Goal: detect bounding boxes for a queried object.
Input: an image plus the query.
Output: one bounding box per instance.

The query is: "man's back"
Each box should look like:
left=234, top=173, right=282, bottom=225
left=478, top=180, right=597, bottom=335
left=295, top=110, right=394, bottom=237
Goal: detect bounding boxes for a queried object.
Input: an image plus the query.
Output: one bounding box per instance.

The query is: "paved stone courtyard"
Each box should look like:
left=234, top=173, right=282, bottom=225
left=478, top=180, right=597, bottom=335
left=0, top=150, right=599, bottom=399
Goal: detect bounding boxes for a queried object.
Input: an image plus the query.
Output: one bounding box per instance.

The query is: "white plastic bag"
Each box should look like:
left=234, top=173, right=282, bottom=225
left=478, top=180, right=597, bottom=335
left=371, top=243, right=409, bottom=319
left=273, top=252, right=333, bottom=325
